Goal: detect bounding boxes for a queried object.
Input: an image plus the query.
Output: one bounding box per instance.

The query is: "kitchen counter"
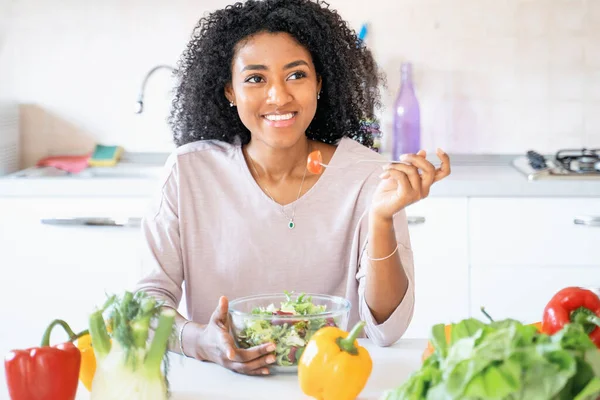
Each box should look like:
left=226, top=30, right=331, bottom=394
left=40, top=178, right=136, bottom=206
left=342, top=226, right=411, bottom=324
left=0, top=338, right=427, bottom=400
left=432, top=165, right=600, bottom=197
left=1, top=154, right=600, bottom=198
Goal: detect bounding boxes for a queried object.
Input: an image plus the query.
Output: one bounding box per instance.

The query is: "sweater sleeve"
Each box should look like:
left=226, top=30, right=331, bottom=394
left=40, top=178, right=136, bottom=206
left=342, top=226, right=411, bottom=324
left=356, top=208, right=416, bottom=347
left=134, top=155, right=185, bottom=311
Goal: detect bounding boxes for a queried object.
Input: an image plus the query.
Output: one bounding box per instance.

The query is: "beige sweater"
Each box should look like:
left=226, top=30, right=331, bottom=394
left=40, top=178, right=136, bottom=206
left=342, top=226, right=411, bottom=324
left=135, top=136, right=415, bottom=346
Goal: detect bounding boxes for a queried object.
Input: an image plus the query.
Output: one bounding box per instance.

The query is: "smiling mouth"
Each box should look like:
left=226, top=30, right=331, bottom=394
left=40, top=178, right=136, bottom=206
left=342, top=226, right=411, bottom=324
left=263, top=112, right=297, bottom=121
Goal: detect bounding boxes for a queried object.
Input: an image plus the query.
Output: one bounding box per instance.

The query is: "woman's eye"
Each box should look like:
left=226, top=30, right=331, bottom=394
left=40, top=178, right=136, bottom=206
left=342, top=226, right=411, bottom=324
left=288, top=71, right=307, bottom=80
left=245, top=75, right=264, bottom=83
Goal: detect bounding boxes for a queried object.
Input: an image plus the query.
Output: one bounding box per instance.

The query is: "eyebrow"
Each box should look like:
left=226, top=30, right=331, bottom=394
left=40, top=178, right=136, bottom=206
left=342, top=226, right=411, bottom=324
left=284, top=60, right=309, bottom=69
left=241, top=60, right=309, bottom=72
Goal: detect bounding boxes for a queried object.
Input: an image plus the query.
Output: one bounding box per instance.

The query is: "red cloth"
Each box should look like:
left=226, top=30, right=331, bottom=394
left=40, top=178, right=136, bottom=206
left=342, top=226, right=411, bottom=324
left=36, top=153, right=91, bottom=173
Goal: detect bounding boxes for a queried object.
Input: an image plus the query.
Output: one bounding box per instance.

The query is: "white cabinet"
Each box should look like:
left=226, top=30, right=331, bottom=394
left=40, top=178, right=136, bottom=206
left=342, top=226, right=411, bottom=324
left=0, top=197, right=149, bottom=355
left=470, top=266, right=600, bottom=324
left=402, top=198, right=470, bottom=338
left=469, top=198, right=600, bottom=267
left=469, top=197, right=600, bottom=324
left=0, top=190, right=597, bottom=354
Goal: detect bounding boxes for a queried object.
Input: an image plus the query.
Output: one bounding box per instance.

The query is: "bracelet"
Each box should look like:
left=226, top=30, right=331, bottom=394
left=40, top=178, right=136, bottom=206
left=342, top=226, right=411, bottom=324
left=366, top=243, right=399, bottom=261
left=179, top=320, right=193, bottom=358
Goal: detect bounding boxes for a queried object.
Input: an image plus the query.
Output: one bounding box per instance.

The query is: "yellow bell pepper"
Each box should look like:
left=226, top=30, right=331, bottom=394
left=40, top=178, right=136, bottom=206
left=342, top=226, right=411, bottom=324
left=75, top=320, right=113, bottom=391
left=298, top=321, right=373, bottom=400
left=421, top=323, right=452, bottom=362
left=76, top=333, right=96, bottom=391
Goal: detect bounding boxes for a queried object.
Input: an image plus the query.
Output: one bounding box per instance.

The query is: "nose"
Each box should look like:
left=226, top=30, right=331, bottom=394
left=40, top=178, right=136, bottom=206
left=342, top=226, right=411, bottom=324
left=266, top=80, right=293, bottom=107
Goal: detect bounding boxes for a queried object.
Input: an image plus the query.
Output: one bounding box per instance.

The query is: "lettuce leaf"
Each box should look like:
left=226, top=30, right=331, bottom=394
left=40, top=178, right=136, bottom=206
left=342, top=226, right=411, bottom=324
left=381, top=318, right=600, bottom=400
left=573, top=377, right=600, bottom=400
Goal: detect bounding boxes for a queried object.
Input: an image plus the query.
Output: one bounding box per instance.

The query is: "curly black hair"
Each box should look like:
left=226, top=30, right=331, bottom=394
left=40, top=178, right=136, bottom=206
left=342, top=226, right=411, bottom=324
left=170, top=0, right=384, bottom=149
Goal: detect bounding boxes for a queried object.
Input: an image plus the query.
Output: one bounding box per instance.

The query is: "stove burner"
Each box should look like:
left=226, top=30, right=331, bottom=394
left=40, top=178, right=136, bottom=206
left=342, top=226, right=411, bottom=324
left=555, top=148, right=600, bottom=173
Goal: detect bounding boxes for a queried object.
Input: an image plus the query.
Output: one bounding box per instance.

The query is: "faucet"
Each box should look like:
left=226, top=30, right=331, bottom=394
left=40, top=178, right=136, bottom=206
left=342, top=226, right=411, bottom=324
left=135, top=65, right=177, bottom=114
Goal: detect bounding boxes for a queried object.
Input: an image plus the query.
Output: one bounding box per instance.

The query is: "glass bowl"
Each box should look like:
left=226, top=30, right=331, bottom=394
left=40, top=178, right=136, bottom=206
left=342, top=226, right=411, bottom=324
left=228, top=293, right=351, bottom=373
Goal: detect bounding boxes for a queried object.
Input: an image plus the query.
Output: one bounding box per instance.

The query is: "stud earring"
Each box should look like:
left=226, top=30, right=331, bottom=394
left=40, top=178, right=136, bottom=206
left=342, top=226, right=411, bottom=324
left=317, top=93, right=320, bottom=100
left=229, top=102, right=235, bottom=107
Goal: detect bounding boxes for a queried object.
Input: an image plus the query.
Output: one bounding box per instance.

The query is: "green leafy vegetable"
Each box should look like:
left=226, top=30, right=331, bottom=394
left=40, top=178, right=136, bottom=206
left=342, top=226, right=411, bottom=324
left=249, top=291, right=327, bottom=316
left=235, top=291, right=338, bottom=367
left=380, top=318, right=600, bottom=400
left=89, top=291, right=176, bottom=400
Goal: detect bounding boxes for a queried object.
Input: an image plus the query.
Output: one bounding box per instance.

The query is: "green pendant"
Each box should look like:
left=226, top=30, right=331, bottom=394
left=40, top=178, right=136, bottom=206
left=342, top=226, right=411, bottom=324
left=288, top=220, right=295, bottom=229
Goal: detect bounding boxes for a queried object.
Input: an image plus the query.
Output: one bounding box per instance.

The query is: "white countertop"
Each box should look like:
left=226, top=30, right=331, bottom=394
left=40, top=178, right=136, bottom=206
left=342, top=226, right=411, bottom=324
left=0, top=338, right=427, bottom=400
left=432, top=165, right=600, bottom=197
left=1, top=154, right=600, bottom=198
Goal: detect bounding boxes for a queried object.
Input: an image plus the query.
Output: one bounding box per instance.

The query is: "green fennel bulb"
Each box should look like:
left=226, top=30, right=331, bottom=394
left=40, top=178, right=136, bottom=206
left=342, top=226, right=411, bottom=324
left=88, top=291, right=176, bottom=400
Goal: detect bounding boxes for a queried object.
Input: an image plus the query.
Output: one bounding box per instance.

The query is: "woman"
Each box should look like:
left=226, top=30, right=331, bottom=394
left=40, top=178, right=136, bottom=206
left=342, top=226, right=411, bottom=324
left=135, top=0, right=450, bottom=376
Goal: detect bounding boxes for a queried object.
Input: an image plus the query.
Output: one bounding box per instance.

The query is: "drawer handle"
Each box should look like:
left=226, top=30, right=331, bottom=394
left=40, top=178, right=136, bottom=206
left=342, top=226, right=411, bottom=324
left=407, top=216, right=426, bottom=225
left=41, top=217, right=142, bottom=228
left=573, top=216, right=600, bottom=227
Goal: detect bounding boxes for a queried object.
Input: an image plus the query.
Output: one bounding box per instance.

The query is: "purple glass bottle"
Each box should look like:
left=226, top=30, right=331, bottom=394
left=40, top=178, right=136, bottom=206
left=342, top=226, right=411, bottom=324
left=392, top=63, right=421, bottom=159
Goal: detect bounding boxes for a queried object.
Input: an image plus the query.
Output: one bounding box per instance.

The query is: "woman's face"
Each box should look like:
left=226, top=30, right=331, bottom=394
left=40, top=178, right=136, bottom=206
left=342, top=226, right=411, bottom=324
left=226, top=32, right=322, bottom=150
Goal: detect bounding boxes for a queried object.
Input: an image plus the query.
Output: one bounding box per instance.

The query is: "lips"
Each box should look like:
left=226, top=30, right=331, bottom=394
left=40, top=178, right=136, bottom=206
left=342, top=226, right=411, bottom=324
left=262, top=112, right=297, bottom=128
left=263, top=112, right=296, bottom=121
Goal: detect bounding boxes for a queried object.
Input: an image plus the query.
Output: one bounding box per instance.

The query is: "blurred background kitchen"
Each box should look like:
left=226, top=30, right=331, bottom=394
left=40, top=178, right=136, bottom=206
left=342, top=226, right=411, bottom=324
left=0, top=0, right=599, bottom=169
left=0, top=0, right=599, bottom=375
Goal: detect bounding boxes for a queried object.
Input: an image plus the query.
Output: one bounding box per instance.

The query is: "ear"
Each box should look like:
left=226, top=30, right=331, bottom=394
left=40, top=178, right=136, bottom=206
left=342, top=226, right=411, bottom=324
left=316, top=76, right=322, bottom=95
left=224, top=83, right=235, bottom=105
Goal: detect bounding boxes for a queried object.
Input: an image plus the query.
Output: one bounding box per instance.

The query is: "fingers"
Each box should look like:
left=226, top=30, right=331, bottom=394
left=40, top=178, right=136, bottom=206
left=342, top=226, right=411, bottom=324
left=218, top=333, right=277, bottom=375
left=434, top=148, right=451, bottom=182
left=383, top=163, right=421, bottom=197
left=399, top=153, right=436, bottom=196
left=210, top=296, right=229, bottom=329
left=227, top=354, right=276, bottom=376
left=392, top=148, right=452, bottom=194
left=210, top=295, right=278, bottom=376
left=222, top=335, right=276, bottom=363
left=380, top=168, right=419, bottom=207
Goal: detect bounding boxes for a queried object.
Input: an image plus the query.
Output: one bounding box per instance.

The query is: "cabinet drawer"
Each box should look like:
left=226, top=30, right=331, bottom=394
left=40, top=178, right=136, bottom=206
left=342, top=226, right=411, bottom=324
left=405, top=197, right=469, bottom=267
left=470, top=266, right=600, bottom=323
left=469, top=198, right=600, bottom=267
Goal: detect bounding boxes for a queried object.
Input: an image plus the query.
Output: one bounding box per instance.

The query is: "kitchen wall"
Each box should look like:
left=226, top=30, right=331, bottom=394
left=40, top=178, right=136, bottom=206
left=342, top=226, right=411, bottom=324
left=0, top=0, right=12, bottom=99
left=0, top=0, right=599, bottom=168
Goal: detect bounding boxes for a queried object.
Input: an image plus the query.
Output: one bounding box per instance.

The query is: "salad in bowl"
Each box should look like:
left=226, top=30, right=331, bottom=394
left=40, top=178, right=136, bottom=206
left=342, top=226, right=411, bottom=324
left=228, top=291, right=351, bottom=372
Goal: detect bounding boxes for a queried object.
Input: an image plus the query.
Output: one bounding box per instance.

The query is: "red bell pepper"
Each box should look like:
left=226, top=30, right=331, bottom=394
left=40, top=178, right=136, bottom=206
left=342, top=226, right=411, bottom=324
left=542, top=286, right=600, bottom=348
left=4, top=319, right=88, bottom=400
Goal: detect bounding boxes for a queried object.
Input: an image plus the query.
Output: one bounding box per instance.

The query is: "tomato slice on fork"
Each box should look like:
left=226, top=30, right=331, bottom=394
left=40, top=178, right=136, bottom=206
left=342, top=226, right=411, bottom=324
left=307, top=150, right=323, bottom=174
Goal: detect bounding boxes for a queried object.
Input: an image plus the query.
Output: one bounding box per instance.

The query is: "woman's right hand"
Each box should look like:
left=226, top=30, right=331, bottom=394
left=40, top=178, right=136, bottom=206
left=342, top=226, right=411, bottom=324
left=194, top=296, right=277, bottom=375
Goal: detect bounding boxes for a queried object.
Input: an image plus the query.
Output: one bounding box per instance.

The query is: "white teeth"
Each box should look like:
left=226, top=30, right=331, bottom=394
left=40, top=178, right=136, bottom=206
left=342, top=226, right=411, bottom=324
left=264, top=113, right=294, bottom=121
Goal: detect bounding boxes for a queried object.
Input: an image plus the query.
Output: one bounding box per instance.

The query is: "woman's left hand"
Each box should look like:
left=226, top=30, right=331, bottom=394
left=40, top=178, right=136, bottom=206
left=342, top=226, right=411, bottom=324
left=370, top=148, right=451, bottom=222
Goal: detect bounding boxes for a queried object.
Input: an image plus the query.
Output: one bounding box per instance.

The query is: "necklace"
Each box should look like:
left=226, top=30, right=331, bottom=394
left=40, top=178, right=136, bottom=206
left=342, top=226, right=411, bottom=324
left=246, top=148, right=308, bottom=230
